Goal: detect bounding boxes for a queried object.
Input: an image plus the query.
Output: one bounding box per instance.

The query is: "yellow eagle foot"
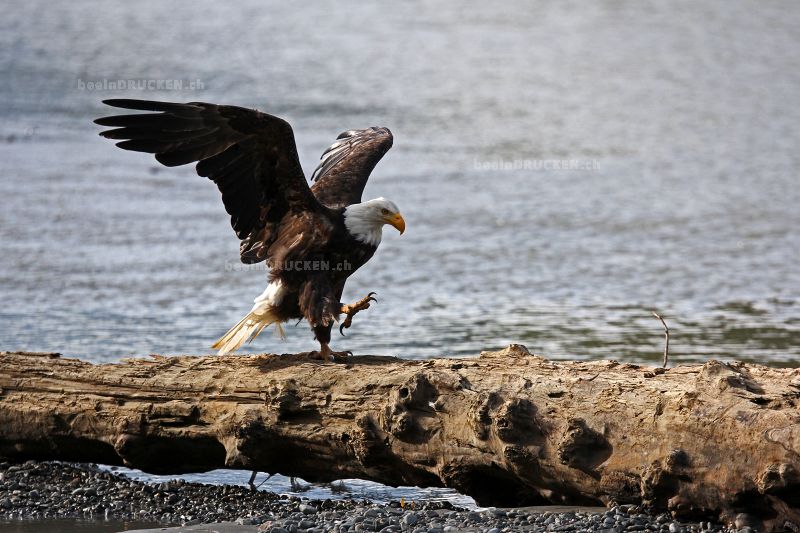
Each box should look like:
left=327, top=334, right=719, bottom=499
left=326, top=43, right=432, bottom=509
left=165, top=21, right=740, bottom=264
left=339, top=292, right=378, bottom=335
left=313, top=343, right=353, bottom=362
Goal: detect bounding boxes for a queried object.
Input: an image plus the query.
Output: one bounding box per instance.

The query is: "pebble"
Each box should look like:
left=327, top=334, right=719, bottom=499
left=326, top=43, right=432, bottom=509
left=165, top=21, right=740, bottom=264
left=402, top=512, right=419, bottom=527
left=0, top=461, right=742, bottom=532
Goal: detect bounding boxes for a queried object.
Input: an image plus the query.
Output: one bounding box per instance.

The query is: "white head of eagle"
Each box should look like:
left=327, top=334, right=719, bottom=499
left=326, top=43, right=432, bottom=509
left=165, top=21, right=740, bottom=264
left=344, top=197, right=405, bottom=247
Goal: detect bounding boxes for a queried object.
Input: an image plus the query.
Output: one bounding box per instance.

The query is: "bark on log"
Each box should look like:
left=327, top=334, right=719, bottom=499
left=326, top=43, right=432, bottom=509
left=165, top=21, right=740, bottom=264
left=1, top=346, right=799, bottom=531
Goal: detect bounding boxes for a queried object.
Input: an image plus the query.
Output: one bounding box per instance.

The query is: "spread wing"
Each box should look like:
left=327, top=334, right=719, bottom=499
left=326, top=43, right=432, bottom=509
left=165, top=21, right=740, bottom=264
left=95, top=99, right=327, bottom=264
left=310, top=127, right=393, bottom=207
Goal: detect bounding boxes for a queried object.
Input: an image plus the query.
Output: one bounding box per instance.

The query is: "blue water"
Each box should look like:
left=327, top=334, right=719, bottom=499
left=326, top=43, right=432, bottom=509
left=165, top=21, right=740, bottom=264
left=103, top=466, right=478, bottom=509
left=2, top=0, right=799, bottom=365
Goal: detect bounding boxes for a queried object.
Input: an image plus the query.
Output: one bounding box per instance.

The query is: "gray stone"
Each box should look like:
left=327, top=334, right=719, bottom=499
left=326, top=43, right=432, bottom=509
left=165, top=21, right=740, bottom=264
left=402, top=513, right=418, bottom=527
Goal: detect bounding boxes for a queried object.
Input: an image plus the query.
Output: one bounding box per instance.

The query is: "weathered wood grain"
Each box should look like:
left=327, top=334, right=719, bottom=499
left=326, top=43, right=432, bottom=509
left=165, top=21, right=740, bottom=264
left=1, top=346, right=798, bottom=530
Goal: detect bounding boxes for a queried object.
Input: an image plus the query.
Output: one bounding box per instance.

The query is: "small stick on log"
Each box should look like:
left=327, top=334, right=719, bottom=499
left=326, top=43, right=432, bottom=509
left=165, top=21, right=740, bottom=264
left=651, top=311, right=670, bottom=368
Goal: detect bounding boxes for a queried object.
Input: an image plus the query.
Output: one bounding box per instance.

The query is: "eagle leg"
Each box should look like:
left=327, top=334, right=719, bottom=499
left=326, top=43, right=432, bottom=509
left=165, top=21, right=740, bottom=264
left=314, top=342, right=352, bottom=362
left=339, top=292, right=378, bottom=336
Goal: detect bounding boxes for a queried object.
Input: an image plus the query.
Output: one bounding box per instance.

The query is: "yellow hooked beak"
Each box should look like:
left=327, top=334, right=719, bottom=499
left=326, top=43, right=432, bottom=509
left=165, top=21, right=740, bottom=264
left=384, top=212, right=406, bottom=234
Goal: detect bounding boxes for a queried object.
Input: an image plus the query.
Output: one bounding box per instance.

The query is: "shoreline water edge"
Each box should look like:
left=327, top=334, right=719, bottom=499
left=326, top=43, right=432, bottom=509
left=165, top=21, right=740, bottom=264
left=0, top=462, right=755, bottom=533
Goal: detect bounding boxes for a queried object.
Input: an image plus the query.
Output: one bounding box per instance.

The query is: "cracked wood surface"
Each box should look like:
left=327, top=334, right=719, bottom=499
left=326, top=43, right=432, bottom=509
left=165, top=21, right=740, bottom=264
left=0, top=346, right=799, bottom=531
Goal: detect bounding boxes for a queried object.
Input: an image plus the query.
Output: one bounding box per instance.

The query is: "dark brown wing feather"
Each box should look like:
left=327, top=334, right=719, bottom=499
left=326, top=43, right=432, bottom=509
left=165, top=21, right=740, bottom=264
left=310, top=127, right=393, bottom=207
left=95, top=99, right=326, bottom=264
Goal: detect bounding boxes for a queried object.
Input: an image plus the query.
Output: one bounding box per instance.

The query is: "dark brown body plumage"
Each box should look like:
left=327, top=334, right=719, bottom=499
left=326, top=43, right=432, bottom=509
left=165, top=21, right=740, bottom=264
left=269, top=207, right=379, bottom=346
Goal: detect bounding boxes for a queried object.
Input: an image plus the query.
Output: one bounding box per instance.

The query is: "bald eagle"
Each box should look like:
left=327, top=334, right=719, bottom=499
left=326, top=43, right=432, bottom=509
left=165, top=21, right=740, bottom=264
left=95, top=99, right=404, bottom=360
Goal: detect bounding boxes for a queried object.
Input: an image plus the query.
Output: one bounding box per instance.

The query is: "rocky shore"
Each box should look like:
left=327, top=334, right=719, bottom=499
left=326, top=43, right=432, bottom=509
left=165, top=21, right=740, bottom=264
left=0, top=462, right=751, bottom=532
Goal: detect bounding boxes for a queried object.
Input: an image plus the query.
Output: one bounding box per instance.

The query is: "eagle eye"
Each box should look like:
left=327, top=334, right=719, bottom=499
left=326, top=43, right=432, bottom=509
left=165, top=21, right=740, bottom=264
left=381, top=208, right=390, bottom=215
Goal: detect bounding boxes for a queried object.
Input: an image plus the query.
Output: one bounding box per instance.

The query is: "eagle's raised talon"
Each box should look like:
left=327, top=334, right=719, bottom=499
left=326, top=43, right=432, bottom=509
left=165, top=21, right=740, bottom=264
left=339, top=292, right=378, bottom=335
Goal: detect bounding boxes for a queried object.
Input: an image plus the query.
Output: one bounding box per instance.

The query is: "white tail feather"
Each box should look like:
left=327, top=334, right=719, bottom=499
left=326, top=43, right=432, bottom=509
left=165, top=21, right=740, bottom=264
left=212, top=306, right=285, bottom=355
left=213, top=281, right=287, bottom=355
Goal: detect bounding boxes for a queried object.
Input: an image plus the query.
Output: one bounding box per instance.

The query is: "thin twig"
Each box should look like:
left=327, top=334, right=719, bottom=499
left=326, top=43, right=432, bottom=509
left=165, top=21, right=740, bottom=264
left=651, top=311, right=670, bottom=368
left=256, top=473, right=274, bottom=489
left=247, top=471, right=275, bottom=491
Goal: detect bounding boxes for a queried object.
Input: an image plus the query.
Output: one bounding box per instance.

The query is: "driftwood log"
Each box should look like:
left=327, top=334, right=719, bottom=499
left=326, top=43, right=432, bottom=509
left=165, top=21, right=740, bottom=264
left=0, top=346, right=799, bottom=531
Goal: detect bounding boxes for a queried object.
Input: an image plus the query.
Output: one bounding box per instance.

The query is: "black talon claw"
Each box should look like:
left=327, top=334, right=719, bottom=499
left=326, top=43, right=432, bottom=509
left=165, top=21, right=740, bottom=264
left=338, top=293, right=377, bottom=337
left=330, top=349, right=352, bottom=362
